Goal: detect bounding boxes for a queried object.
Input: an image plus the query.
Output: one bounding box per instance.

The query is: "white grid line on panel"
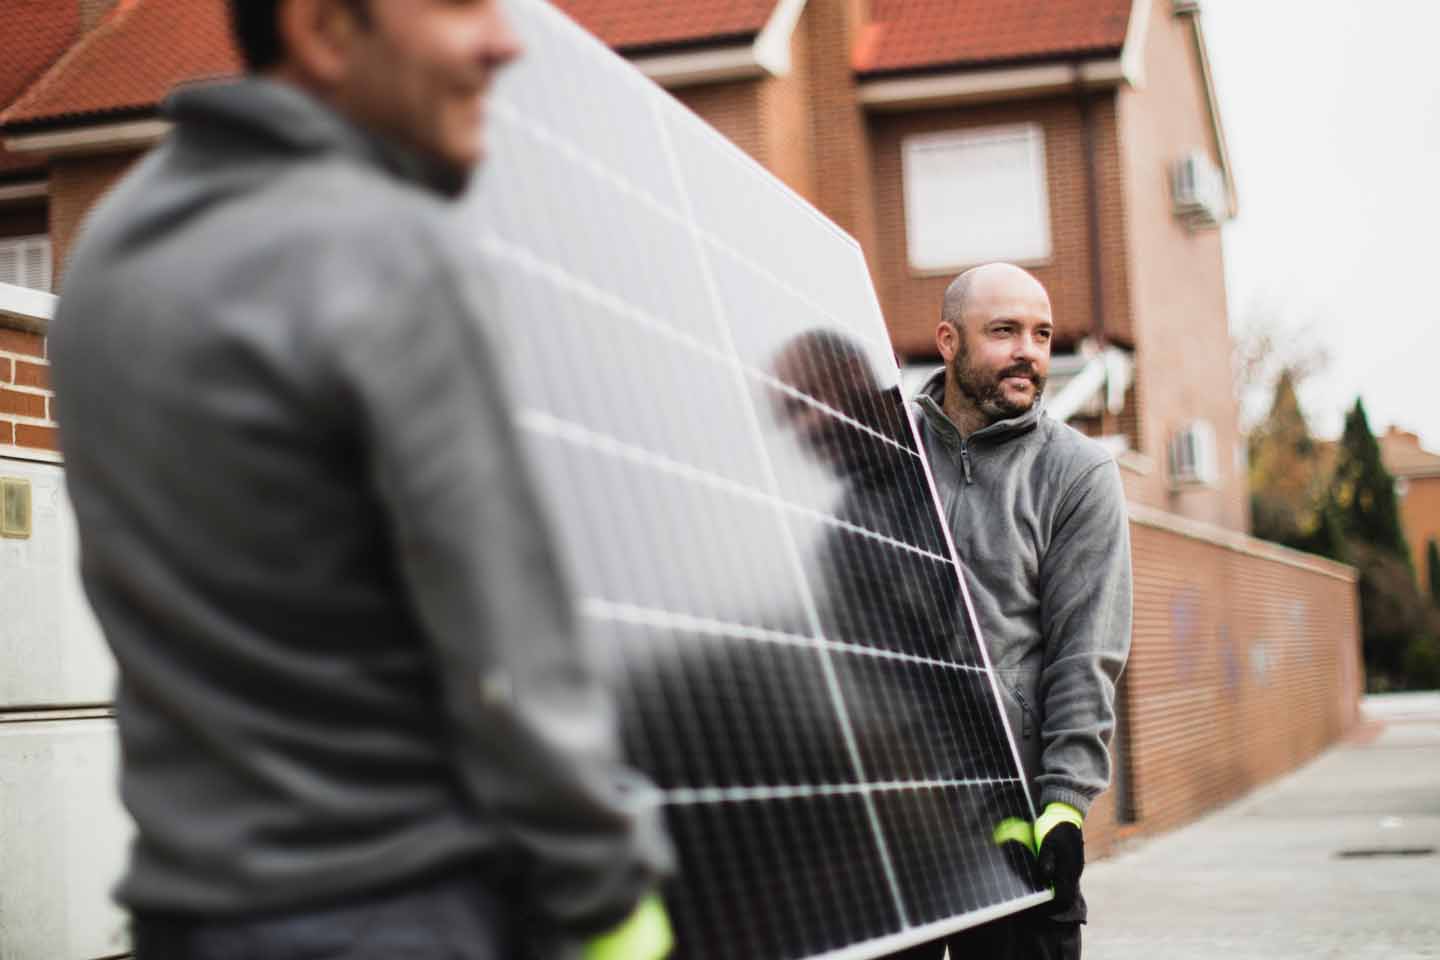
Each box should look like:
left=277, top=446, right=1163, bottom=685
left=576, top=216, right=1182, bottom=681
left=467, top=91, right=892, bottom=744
left=651, top=86, right=913, bottom=929
left=582, top=599, right=988, bottom=675
left=701, top=233, right=896, bottom=363
left=746, top=368, right=920, bottom=461
left=659, top=778, right=1023, bottom=807
left=476, top=227, right=920, bottom=462
left=489, top=97, right=897, bottom=363
left=518, top=408, right=950, bottom=566
left=473, top=227, right=728, bottom=365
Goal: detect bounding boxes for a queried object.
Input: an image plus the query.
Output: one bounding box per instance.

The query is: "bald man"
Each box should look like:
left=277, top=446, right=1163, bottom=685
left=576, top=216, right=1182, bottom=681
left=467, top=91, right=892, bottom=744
left=895, top=264, right=1132, bottom=960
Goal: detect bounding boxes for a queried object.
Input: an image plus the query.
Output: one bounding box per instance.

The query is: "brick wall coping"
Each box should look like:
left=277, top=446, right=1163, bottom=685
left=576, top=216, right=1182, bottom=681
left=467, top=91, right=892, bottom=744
left=1129, top=502, right=1358, bottom=584
left=0, top=281, right=54, bottom=335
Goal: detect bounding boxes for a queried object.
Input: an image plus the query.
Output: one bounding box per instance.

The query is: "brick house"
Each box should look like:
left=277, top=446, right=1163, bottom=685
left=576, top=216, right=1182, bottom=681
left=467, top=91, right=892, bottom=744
left=3, top=0, right=1249, bottom=536
left=556, top=0, right=1248, bottom=534
left=1379, top=426, right=1440, bottom=590
left=0, top=2, right=1363, bottom=953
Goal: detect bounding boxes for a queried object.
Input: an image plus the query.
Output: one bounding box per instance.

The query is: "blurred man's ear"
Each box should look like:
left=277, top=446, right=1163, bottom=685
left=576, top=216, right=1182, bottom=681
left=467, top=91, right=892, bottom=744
left=936, top=321, right=961, bottom=365
left=275, top=0, right=366, bottom=85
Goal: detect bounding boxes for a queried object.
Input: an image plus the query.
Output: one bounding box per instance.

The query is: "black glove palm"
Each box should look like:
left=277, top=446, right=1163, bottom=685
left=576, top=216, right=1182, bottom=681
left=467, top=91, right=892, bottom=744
left=1036, top=821, right=1084, bottom=910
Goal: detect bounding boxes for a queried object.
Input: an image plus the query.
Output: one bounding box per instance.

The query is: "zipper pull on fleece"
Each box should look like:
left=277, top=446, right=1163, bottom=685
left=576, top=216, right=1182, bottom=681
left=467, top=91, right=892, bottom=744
left=959, top=441, right=975, bottom=485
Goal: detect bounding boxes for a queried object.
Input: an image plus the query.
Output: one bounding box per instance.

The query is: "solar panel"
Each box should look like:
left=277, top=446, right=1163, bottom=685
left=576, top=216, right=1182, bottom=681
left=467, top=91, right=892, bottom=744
left=462, top=2, right=1049, bottom=955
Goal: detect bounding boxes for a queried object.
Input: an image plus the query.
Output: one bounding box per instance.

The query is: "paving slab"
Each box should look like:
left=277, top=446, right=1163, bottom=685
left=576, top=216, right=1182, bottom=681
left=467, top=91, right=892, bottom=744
left=1082, top=693, right=1440, bottom=959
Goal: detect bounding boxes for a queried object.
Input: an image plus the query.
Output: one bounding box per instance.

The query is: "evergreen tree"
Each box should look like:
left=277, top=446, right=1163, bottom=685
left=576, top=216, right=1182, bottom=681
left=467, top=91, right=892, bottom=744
left=1326, top=399, right=1411, bottom=566
left=1428, top=538, right=1440, bottom=607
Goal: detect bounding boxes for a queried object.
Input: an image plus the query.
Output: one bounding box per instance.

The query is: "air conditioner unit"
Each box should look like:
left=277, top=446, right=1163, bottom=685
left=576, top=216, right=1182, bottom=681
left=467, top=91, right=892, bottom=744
left=1169, top=420, right=1219, bottom=487
left=1171, top=150, right=1227, bottom=228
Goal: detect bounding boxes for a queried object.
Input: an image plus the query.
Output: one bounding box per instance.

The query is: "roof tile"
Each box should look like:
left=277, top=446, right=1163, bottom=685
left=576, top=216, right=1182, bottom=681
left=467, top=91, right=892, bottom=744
left=551, top=0, right=778, bottom=52
left=857, top=0, right=1133, bottom=75
left=1, top=0, right=240, bottom=130
left=0, top=0, right=1139, bottom=132
left=0, top=0, right=81, bottom=177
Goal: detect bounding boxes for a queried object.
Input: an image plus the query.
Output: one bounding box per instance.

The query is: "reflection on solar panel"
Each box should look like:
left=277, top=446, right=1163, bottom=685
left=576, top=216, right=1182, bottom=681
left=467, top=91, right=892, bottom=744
left=462, top=1, right=1049, bottom=955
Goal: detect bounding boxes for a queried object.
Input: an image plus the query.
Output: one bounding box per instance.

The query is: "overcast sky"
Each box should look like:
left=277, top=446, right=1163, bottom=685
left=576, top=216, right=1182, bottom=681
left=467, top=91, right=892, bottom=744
left=1203, top=0, right=1440, bottom=450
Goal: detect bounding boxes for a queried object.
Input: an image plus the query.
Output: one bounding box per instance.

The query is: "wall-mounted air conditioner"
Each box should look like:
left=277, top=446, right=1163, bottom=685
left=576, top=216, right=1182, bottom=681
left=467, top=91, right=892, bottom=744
left=1171, top=150, right=1227, bottom=229
left=1169, top=420, right=1219, bottom=487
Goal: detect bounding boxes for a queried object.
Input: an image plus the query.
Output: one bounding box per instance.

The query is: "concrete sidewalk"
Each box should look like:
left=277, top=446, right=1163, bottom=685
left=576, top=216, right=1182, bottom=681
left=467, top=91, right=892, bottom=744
left=1083, top=693, right=1440, bottom=959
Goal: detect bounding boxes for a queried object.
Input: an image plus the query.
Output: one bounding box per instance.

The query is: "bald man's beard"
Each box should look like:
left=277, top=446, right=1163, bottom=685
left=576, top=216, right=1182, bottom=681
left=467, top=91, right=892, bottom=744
left=949, top=344, right=1046, bottom=423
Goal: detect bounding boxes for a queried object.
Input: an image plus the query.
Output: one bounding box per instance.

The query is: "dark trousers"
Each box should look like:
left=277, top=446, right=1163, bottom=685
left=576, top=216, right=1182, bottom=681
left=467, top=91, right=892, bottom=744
left=885, top=894, right=1085, bottom=960
left=132, top=868, right=512, bottom=960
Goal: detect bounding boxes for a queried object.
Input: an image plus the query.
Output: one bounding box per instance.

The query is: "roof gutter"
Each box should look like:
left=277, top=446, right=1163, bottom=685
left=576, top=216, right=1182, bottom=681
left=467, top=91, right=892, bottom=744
left=859, top=57, right=1129, bottom=111
left=632, top=0, right=809, bottom=89
left=0, top=181, right=48, bottom=203
left=3, top=118, right=169, bottom=157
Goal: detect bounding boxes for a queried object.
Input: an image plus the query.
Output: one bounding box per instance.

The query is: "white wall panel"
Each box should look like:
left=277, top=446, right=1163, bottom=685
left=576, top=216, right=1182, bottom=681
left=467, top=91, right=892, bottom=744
left=0, top=718, right=131, bottom=958
left=0, top=458, right=112, bottom=707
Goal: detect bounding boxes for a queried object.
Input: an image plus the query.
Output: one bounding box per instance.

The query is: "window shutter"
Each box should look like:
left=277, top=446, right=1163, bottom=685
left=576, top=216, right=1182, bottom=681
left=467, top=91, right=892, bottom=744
left=0, top=242, right=20, bottom=287
left=24, top=238, right=52, bottom=293
left=0, top=237, right=53, bottom=292
left=901, top=125, right=1052, bottom=271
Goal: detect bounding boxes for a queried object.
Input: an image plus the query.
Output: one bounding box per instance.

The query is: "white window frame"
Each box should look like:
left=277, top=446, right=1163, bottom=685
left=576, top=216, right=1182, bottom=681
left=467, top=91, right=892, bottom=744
left=0, top=235, right=53, bottom=294
left=900, top=123, right=1053, bottom=275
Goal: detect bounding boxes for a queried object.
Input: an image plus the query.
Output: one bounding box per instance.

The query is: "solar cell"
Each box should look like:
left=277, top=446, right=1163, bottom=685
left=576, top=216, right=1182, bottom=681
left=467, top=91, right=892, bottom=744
left=461, top=2, right=1049, bottom=954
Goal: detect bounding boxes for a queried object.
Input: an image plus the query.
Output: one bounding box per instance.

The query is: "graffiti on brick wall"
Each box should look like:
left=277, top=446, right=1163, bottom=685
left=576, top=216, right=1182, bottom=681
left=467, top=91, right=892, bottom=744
left=1170, top=584, right=1203, bottom=681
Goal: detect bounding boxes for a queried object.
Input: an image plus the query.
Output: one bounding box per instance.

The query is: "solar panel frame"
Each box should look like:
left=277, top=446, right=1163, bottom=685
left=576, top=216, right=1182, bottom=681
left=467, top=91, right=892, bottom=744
left=462, top=2, right=1052, bottom=954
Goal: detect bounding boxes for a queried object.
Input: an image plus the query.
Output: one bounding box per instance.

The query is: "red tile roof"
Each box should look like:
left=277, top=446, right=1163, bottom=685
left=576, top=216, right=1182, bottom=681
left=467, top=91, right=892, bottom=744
left=0, top=0, right=81, bottom=177
left=0, top=0, right=1137, bottom=135
left=856, top=0, right=1133, bottom=75
left=0, top=0, right=240, bottom=131
left=551, top=0, right=779, bottom=52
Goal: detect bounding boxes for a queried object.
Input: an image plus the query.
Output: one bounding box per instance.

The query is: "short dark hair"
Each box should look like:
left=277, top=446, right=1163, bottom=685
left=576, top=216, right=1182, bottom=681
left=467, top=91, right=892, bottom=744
left=229, top=0, right=283, bottom=70
left=228, top=0, right=369, bottom=71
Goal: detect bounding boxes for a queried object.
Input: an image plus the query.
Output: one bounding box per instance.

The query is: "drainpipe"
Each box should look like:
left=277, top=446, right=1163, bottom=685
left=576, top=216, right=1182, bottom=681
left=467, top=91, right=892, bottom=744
left=1076, top=65, right=1106, bottom=349
left=1075, top=64, right=1113, bottom=435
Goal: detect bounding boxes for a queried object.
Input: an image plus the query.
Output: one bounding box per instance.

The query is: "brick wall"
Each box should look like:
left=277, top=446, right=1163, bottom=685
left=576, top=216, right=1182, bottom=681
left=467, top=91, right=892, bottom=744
left=1084, top=509, right=1362, bottom=856
left=804, top=0, right=879, bottom=267
left=673, top=79, right=768, bottom=169
left=759, top=9, right=815, bottom=200
left=0, top=324, right=57, bottom=454
left=0, top=150, right=138, bottom=457
left=49, top=151, right=140, bottom=282
left=1116, top=0, right=1248, bottom=531
left=868, top=95, right=1133, bottom=359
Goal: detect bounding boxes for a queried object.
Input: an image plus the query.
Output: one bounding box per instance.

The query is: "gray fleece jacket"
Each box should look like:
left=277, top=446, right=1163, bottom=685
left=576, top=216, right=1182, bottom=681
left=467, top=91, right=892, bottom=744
left=915, top=372, right=1132, bottom=815
left=50, top=79, right=669, bottom=933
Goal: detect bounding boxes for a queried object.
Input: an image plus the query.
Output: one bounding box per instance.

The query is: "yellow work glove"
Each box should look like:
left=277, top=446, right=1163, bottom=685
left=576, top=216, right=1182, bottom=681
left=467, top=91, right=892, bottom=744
left=583, top=895, right=673, bottom=960
left=1034, top=802, right=1084, bottom=909
left=992, top=801, right=1086, bottom=908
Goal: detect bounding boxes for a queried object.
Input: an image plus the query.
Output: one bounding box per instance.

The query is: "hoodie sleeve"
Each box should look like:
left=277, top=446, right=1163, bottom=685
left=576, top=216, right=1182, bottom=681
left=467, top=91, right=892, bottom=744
left=329, top=253, right=672, bottom=936
left=1035, top=456, right=1133, bottom=815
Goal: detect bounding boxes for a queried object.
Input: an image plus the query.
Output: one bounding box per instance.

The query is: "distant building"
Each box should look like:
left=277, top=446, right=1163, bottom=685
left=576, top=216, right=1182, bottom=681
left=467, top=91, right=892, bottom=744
left=1379, top=426, right=1440, bottom=587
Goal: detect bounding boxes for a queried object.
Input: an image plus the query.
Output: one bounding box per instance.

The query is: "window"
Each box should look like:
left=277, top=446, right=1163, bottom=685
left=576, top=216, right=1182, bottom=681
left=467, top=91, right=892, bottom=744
left=0, top=235, right=53, bottom=293
left=901, top=124, right=1051, bottom=272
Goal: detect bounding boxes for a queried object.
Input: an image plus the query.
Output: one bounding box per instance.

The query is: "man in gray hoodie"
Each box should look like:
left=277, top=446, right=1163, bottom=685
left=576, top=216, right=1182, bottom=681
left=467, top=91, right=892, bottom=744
left=49, top=1, right=671, bottom=957
left=892, top=263, right=1132, bottom=959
